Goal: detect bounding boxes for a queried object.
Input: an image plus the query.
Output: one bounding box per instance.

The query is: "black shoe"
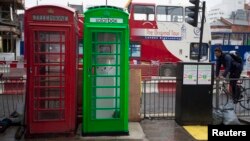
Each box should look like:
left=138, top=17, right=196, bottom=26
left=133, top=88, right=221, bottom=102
left=0, top=118, right=12, bottom=133
left=239, top=95, right=243, bottom=100
left=233, top=95, right=243, bottom=104
left=233, top=100, right=238, bottom=104
left=10, top=111, right=20, bottom=118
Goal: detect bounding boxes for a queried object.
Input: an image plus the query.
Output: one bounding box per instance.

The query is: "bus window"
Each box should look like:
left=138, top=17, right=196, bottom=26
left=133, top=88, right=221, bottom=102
left=78, top=39, right=83, bottom=63
left=79, top=39, right=83, bottom=54
left=130, top=42, right=141, bottom=58
left=229, top=33, right=244, bottom=45
left=190, top=43, right=208, bottom=60
left=157, top=6, right=183, bottom=22
left=133, top=5, right=155, bottom=21
left=211, top=33, right=224, bottom=45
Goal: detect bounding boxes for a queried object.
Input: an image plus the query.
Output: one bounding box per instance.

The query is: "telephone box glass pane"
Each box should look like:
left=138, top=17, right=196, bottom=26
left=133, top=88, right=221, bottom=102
left=95, top=55, right=118, bottom=65
left=34, top=77, right=65, bottom=87
left=35, top=54, right=65, bottom=64
left=95, top=77, right=117, bottom=87
left=37, top=32, right=61, bottom=42
left=34, top=99, right=62, bottom=109
left=97, top=33, right=117, bottom=42
left=96, top=88, right=120, bottom=97
left=35, top=65, right=64, bottom=76
left=34, top=87, right=64, bottom=98
left=35, top=110, right=64, bottom=120
left=34, top=43, right=65, bottom=53
left=96, top=99, right=120, bottom=109
left=94, top=110, right=120, bottom=119
left=92, top=66, right=120, bottom=76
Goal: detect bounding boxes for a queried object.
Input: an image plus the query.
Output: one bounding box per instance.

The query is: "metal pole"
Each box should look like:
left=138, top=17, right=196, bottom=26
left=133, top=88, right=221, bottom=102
left=198, top=1, right=206, bottom=62
left=143, top=80, right=146, bottom=119
left=215, top=79, right=220, bottom=109
left=106, top=0, right=107, bottom=5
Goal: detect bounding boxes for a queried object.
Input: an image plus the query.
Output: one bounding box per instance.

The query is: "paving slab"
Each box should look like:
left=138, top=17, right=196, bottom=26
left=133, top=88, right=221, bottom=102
left=79, top=122, right=147, bottom=141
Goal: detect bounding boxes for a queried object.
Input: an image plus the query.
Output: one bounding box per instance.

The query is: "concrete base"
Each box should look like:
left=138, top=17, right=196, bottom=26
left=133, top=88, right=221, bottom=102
left=79, top=122, right=147, bottom=141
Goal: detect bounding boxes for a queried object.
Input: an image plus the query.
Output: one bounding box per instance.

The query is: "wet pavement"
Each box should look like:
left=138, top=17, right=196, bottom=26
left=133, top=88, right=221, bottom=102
left=0, top=120, right=195, bottom=141
left=141, top=120, right=195, bottom=141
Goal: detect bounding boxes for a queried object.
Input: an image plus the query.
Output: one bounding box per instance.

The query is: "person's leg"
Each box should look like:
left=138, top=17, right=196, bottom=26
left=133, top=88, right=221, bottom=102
left=230, top=71, right=241, bottom=103
left=235, top=71, right=242, bottom=100
left=230, top=79, right=237, bottom=102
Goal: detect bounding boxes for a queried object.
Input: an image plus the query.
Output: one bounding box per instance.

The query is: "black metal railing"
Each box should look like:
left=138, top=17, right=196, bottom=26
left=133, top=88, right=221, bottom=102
left=141, top=78, right=176, bottom=119
left=141, top=77, right=250, bottom=122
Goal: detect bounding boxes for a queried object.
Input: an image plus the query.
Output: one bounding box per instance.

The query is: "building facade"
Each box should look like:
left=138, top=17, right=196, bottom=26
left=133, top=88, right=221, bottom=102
left=208, top=0, right=245, bottom=23
left=0, top=0, right=24, bottom=60
left=210, top=2, right=250, bottom=33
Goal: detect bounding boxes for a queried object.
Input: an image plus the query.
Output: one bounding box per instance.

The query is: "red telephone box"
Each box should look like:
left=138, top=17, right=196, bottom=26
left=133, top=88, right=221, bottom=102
left=25, top=5, right=77, bottom=135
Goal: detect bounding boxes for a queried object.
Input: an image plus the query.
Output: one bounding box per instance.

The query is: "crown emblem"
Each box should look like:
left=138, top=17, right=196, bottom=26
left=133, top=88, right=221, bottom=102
left=48, top=8, right=54, bottom=14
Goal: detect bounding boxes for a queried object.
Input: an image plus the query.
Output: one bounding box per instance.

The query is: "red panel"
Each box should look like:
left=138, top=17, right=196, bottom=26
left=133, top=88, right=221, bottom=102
left=158, top=82, right=176, bottom=94
left=10, top=63, right=17, bottom=68
left=3, top=81, right=25, bottom=95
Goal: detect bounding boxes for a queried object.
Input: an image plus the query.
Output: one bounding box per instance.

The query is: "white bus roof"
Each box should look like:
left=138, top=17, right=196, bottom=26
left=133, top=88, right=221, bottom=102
left=129, top=1, right=192, bottom=7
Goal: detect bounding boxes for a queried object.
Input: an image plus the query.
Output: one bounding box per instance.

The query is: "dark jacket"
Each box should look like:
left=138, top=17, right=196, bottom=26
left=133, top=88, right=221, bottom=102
left=216, top=53, right=242, bottom=77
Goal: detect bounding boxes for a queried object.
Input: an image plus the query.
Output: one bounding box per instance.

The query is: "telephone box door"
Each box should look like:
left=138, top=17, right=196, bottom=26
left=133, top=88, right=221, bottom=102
left=28, top=28, right=71, bottom=132
left=84, top=29, right=127, bottom=133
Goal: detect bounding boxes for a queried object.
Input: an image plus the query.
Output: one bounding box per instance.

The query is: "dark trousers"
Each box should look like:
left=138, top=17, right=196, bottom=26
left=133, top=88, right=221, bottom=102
left=229, top=70, right=241, bottom=100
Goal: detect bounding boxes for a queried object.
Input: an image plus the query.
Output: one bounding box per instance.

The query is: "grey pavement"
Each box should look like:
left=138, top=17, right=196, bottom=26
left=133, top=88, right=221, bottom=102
left=79, top=122, right=146, bottom=141
left=141, top=120, right=195, bottom=141
left=0, top=120, right=195, bottom=141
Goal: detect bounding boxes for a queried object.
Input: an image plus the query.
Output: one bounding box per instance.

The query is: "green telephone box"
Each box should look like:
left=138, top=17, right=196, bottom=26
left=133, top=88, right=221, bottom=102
left=83, top=6, right=129, bottom=135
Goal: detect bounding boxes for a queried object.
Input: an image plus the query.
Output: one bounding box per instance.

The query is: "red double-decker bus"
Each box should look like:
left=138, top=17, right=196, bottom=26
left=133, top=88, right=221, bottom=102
left=127, top=1, right=211, bottom=76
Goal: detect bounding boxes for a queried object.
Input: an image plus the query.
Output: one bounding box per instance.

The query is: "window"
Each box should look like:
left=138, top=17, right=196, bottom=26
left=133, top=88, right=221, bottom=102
left=1, top=6, right=11, bottom=22
left=229, top=33, right=243, bottom=45
left=223, top=33, right=230, bottom=45
left=211, top=33, right=224, bottom=45
left=190, top=43, right=208, bottom=60
left=130, top=42, right=141, bottom=58
left=245, top=34, right=250, bottom=45
left=243, top=33, right=250, bottom=46
left=157, top=6, right=183, bottom=22
left=133, top=5, right=155, bottom=21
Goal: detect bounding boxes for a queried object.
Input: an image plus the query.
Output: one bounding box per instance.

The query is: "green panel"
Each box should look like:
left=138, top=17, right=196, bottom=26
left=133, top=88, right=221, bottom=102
left=83, top=6, right=129, bottom=135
